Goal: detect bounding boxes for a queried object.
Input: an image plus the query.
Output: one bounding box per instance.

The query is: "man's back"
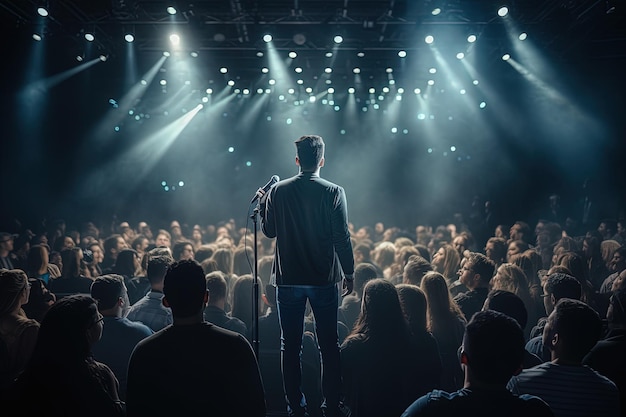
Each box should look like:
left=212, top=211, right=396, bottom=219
left=262, top=172, right=353, bottom=286
left=401, top=388, right=553, bottom=417
left=126, top=322, right=265, bottom=417
left=91, top=317, right=152, bottom=400
left=507, top=362, right=620, bottom=417
left=127, top=291, right=172, bottom=332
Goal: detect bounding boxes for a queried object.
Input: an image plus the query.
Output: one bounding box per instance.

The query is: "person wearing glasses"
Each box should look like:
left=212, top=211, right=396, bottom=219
left=453, top=252, right=495, bottom=322
left=7, top=294, right=124, bottom=416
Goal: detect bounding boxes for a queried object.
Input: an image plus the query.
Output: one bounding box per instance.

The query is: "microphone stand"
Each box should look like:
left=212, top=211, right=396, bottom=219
left=250, top=202, right=261, bottom=359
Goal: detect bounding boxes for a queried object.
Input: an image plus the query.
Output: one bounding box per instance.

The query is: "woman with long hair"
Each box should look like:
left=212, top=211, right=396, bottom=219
left=341, top=279, right=438, bottom=417
left=8, top=295, right=123, bottom=416
left=431, top=244, right=461, bottom=286
left=420, top=271, right=466, bottom=391
left=0, top=270, right=39, bottom=389
left=49, top=248, right=93, bottom=295
left=25, top=245, right=60, bottom=286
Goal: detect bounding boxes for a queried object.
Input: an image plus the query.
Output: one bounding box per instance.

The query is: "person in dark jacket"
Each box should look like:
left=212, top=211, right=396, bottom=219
left=260, top=134, right=354, bottom=417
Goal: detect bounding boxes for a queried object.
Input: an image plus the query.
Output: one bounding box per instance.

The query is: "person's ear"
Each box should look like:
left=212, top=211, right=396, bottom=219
left=203, top=289, right=209, bottom=304
left=550, top=332, right=559, bottom=348
left=550, top=294, right=556, bottom=306
left=162, top=297, right=170, bottom=308
left=118, top=296, right=124, bottom=307
left=295, top=156, right=300, bottom=166
left=319, top=157, right=325, bottom=168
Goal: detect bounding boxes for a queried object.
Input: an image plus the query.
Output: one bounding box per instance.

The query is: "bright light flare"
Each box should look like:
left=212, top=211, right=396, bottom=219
left=125, top=34, right=135, bottom=43
left=169, top=34, right=180, bottom=45
left=334, top=35, right=343, bottom=44
left=425, top=35, right=434, bottom=44
left=37, top=7, right=49, bottom=17
left=263, top=34, right=272, bottom=43
left=85, top=33, right=95, bottom=42
left=498, top=6, right=509, bottom=17
left=467, top=34, right=477, bottom=43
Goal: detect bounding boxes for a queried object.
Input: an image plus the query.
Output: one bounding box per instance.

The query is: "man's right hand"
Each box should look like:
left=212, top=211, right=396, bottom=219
left=342, top=278, right=353, bottom=297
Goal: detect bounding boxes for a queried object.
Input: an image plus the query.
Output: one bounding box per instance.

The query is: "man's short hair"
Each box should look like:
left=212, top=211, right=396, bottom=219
left=466, top=252, right=495, bottom=285
left=403, top=256, right=432, bottom=286
left=295, top=135, right=325, bottom=171
left=484, top=290, right=528, bottom=330
left=103, top=234, right=122, bottom=255
left=545, top=273, right=582, bottom=301
left=163, top=260, right=207, bottom=318
left=206, top=271, right=228, bottom=303
left=463, top=310, right=525, bottom=385
left=172, top=241, right=192, bottom=260
left=194, top=245, right=215, bottom=263
left=91, top=274, right=125, bottom=310
left=147, top=255, right=173, bottom=285
left=353, top=263, right=378, bottom=294
left=514, top=221, right=531, bottom=239
left=551, top=298, right=602, bottom=361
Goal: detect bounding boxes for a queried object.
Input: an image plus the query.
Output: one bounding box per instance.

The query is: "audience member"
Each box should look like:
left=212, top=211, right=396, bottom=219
left=49, top=247, right=93, bottom=295
left=126, top=260, right=265, bottom=417
left=0, top=233, right=17, bottom=270
left=600, top=246, right=626, bottom=293
left=402, top=310, right=554, bottom=417
left=90, top=274, right=153, bottom=400
left=127, top=255, right=173, bottom=331
left=101, top=234, right=128, bottom=273
left=8, top=295, right=124, bottom=416
left=341, top=279, right=439, bottom=417
left=508, top=299, right=619, bottom=417
left=583, top=288, right=626, bottom=412
left=402, top=255, right=433, bottom=287
left=204, top=271, right=247, bottom=336
left=454, top=252, right=494, bottom=321
left=339, top=263, right=378, bottom=330
left=0, top=270, right=39, bottom=390
left=421, top=271, right=466, bottom=391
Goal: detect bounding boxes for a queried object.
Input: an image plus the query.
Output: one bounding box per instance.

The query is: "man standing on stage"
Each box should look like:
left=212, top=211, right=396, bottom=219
left=260, top=134, right=354, bottom=417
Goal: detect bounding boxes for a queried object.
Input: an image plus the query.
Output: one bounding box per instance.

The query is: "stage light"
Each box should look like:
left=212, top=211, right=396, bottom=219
left=261, top=67, right=269, bottom=73
left=357, top=52, right=365, bottom=57
left=309, top=96, right=316, bottom=103
left=160, top=80, right=167, bottom=85
left=325, top=52, right=333, bottom=58
left=391, top=127, right=398, bottom=133
left=386, top=68, right=393, bottom=73
left=293, top=33, right=306, bottom=45
left=288, top=51, right=297, bottom=58
left=257, top=88, right=264, bottom=94
left=167, top=6, right=177, bottom=15
left=206, top=88, right=213, bottom=94
left=33, top=33, right=42, bottom=41
left=519, top=32, right=528, bottom=41
left=334, top=35, right=343, bottom=44
left=451, top=146, right=456, bottom=152
left=85, top=33, right=95, bottom=42
left=456, top=52, right=465, bottom=59
left=467, top=34, right=477, bottom=43
left=414, top=88, right=421, bottom=94
left=428, top=80, right=435, bottom=85
left=256, top=51, right=264, bottom=57
left=170, top=34, right=180, bottom=45
left=498, top=6, right=509, bottom=17
left=295, top=67, right=303, bottom=73
left=460, top=89, right=466, bottom=94
left=201, top=97, right=208, bottom=103
left=398, top=50, right=407, bottom=58
left=269, top=79, right=276, bottom=85
left=382, top=86, right=390, bottom=93
left=220, top=67, right=228, bottom=73
left=125, top=33, right=135, bottom=43
left=288, top=88, right=295, bottom=94
left=368, top=88, right=375, bottom=94
left=297, top=79, right=303, bottom=84
left=389, top=79, right=395, bottom=85
left=265, top=89, right=271, bottom=94
left=398, top=88, right=404, bottom=94
left=37, top=7, right=48, bottom=17
left=348, top=87, right=355, bottom=94
left=473, top=80, right=479, bottom=85
left=419, top=114, right=427, bottom=120
left=190, top=51, right=198, bottom=57
left=479, top=101, right=487, bottom=108
left=228, top=80, right=235, bottom=86
left=353, top=67, right=361, bottom=74
left=99, top=55, right=107, bottom=62
left=328, top=87, right=335, bottom=94
left=163, top=51, right=170, bottom=57
left=305, top=87, right=313, bottom=93
left=263, top=34, right=272, bottom=43
left=432, top=8, right=441, bottom=15
left=425, top=35, right=434, bottom=44
left=325, top=67, right=332, bottom=73
left=429, top=67, right=437, bottom=74
left=76, top=55, right=83, bottom=62
left=502, top=53, right=511, bottom=61
left=178, top=181, right=185, bottom=187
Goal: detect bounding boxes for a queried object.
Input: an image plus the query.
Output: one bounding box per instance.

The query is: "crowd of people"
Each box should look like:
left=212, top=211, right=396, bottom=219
left=0, top=211, right=625, bottom=416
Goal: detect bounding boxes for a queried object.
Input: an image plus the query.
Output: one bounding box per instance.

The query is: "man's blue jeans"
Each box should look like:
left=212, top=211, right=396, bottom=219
left=276, top=284, right=340, bottom=415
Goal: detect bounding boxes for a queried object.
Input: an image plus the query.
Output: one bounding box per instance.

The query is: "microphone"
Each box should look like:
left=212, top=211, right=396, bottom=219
left=250, top=175, right=280, bottom=203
